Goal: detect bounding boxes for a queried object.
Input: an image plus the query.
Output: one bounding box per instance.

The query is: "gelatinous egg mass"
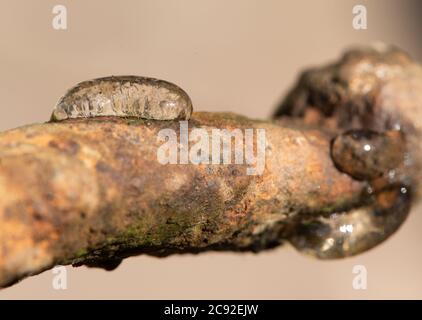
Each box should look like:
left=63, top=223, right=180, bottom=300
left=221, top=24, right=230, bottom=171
left=287, top=185, right=411, bottom=259
left=50, top=76, right=193, bottom=122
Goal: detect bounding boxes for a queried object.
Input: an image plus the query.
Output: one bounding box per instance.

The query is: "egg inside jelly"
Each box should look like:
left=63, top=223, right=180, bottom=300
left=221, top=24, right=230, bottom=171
left=50, top=76, right=193, bottom=122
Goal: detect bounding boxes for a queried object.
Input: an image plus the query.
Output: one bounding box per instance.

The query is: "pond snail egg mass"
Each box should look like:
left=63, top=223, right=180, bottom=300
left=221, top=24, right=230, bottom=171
left=50, top=76, right=193, bottom=122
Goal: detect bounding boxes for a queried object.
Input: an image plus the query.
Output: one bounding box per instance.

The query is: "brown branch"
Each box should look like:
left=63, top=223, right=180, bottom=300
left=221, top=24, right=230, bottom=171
left=1, top=45, right=421, bottom=288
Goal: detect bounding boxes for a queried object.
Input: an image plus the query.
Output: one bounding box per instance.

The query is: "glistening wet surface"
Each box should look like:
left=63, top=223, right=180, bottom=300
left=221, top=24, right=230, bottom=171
left=50, top=76, right=193, bottom=122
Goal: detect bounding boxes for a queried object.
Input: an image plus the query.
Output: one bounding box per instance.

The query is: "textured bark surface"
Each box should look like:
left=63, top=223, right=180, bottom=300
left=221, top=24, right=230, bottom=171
left=1, top=45, right=422, bottom=288
left=0, top=113, right=363, bottom=287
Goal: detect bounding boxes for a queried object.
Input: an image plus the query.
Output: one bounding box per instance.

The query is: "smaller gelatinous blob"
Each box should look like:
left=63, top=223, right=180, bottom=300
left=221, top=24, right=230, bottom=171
left=331, top=129, right=405, bottom=180
left=50, top=76, right=193, bottom=122
left=288, top=185, right=411, bottom=259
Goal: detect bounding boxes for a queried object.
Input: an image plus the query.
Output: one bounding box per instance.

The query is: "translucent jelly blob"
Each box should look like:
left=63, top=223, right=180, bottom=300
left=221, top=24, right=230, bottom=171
left=288, top=185, right=411, bottom=259
left=50, top=76, right=193, bottom=122
left=331, top=129, right=405, bottom=180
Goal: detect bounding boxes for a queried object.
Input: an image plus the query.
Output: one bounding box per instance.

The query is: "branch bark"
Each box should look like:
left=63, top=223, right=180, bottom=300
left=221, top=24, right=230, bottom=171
left=0, top=113, right=365, bottom=287
left=1, top=45, right=421, bottom=288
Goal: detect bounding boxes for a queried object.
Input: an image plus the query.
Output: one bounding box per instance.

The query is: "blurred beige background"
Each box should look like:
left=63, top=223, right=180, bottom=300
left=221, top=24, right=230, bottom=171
left=0, top=0, right=421, bottom=299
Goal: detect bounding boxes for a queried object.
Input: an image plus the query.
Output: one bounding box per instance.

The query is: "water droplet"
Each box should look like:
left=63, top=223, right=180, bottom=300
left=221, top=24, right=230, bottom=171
left=50, top=76, right=193, bottom=122
left=331, top=129, right=405, bottom=180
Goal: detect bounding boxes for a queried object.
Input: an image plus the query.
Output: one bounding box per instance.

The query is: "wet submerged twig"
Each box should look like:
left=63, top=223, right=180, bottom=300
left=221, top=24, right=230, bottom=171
left=1, top=45, right=422, bottom=288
